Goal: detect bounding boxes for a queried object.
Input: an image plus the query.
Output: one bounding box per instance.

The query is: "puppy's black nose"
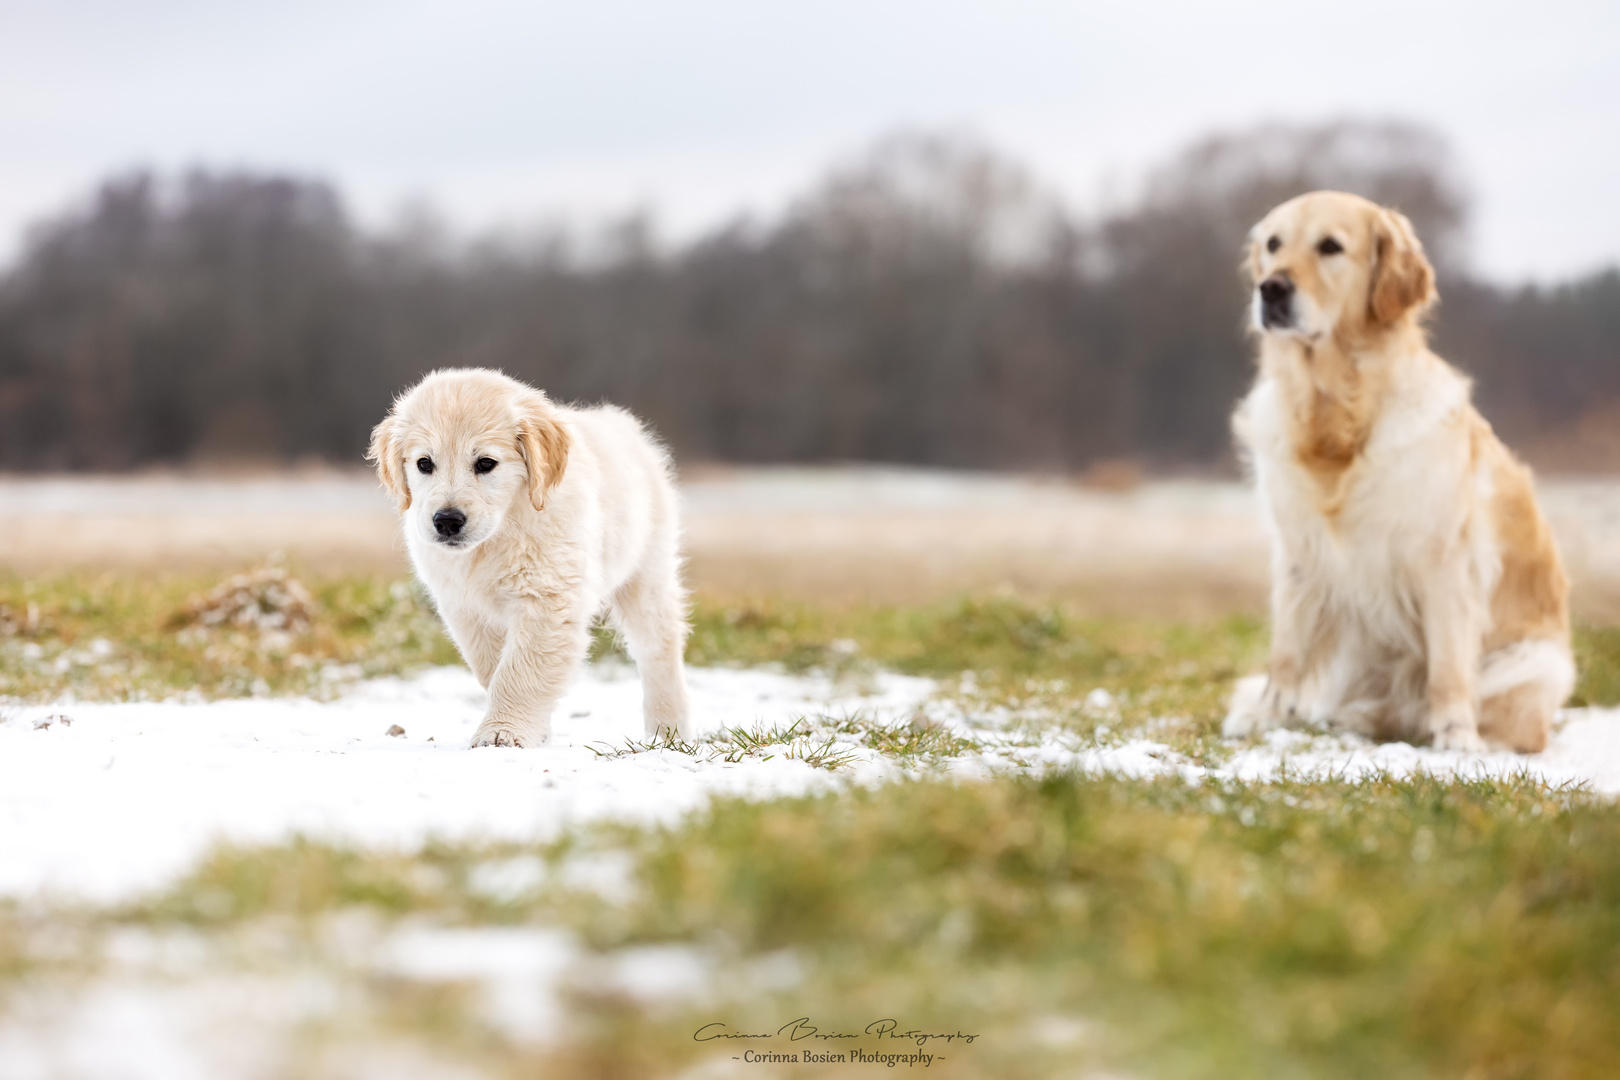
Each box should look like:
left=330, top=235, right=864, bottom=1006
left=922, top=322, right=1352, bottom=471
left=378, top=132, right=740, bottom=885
left=432, top=508, right=467, bottom=538
left=1258, top=274, right=1294, bottom=328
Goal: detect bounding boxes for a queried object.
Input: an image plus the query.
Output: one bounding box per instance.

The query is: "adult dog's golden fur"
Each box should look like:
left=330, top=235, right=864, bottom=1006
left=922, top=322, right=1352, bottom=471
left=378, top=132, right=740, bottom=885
left=1225, top=191, right=1572, bottom=753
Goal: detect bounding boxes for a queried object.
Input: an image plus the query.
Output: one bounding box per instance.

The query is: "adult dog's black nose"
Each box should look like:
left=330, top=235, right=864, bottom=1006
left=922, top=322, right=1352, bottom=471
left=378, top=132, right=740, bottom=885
left=1258, top=274, right=1294, bottom=328
left=432, top=508, right=467, bottom=538
left=1259, top=274, right=1293, bottom=306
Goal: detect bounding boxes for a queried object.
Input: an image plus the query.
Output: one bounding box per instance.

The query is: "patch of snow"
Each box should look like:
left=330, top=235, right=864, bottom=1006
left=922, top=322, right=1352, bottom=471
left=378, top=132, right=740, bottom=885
left=0, top=973, right=343, bottom=1080
left=0, top=664, right=935, bottom=901
left=384, top=925, right=578, bottom=1044
left=466, top=855, right=548, bottom=904
left=3, top=660, right=1618, bottom=904
left=1218, top=709, right=1620, bottom=791
left=1042, top=709, right=1620, bottom=793
left=555, top=849, right=639, bottom=905
left=586, top=943, right=713, bottom=1006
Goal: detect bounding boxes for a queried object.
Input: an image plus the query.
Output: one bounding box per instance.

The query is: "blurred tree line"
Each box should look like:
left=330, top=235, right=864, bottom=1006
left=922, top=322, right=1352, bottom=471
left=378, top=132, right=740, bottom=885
left=1, top=120, right=1615, bottom=472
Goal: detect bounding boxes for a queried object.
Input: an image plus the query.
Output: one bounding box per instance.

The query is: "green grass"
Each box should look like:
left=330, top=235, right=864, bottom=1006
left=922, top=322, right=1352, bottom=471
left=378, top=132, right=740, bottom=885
left=9, top=570, right=1620, bottom=771
left=16, top=771, right=1600, bottom=1079
left=7, top=571, right=1620, bottom=1076
left=8, top=571, right=1620, bottom=720
left=1571, top=624, right=1620, bottom=706
left=588, top=712, right=977, bottom=771
left=0, top=571, right=460, bottom=701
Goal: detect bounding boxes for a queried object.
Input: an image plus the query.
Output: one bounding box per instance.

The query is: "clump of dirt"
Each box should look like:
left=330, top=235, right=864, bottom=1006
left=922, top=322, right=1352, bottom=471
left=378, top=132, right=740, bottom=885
left=173, top=565, right=317, bottom=634
left=0, top=602, right=41, bottom=636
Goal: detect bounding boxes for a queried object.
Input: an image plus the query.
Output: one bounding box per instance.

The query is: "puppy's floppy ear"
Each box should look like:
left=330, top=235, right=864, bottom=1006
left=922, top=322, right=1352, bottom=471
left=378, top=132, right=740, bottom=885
left=516, top=391, right=571, bottom=511
left=367, top=415, right=411, bottom=512
left=1368, top=208, right=1437, bottom=325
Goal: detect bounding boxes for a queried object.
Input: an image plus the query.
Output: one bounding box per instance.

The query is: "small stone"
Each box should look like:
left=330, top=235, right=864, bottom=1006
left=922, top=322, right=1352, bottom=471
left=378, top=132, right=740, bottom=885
left=386, top=724, right=406, bottom=737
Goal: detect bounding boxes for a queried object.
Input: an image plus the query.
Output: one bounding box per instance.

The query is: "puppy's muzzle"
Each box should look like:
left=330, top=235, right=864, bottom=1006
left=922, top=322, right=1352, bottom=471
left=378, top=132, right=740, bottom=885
left=432, top=508, right=467, bottom=542
left=1258, top=274, right=1295, bottom=330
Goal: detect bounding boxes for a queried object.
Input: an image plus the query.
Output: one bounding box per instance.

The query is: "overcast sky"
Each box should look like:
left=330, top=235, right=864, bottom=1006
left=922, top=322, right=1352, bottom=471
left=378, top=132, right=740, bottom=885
left=1, top=0, right=1615, bottom=282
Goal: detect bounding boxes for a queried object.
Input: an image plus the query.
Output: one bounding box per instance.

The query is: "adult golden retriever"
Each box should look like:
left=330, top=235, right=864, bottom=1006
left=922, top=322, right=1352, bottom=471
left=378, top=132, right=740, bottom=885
left=1223, top=191, right=1571, bottom=752
left=369, top=369, right=689, bottom=748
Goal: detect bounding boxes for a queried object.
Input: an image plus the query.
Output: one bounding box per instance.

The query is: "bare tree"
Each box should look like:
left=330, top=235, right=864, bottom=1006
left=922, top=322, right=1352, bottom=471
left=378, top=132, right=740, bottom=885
left=0, top=121, right=1611, bottom=475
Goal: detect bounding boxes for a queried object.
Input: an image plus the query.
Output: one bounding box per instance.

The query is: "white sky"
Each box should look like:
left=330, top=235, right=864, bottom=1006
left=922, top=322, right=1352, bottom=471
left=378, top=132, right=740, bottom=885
left=0, top=0, right=1615, bottom=282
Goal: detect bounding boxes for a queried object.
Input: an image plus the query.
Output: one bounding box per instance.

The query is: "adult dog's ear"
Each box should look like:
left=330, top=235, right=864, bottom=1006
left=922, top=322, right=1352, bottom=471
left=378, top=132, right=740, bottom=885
left=516, top=392, right=571, bottom=511
left=1241, top=225, right=1265, bottom=285
left=1368, top=208, right=1437, bottom=326
left=367, top=415, right=411, bottom=512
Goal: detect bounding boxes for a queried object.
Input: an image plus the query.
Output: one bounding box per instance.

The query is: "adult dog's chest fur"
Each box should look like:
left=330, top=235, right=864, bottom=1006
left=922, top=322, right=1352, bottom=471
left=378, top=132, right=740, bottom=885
left=1237, top=349, right=1484, bottom=624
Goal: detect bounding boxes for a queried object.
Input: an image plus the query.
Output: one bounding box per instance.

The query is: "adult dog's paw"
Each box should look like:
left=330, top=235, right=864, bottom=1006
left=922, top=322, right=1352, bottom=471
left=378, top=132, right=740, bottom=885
left=1428, top=701, right=1486, bottom=752
left=1222, top=674, right=1293, bottom=738
left=470, top=724, right=529, bottom=748
left=1430, top=723, right=1486, bottom=753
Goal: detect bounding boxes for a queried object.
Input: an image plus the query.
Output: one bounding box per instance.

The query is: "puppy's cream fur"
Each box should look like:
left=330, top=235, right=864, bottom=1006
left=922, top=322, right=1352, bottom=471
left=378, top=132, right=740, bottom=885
left=1225, top=191, right=1572, bottom=753
left=369, top=369, right=690, bottom=748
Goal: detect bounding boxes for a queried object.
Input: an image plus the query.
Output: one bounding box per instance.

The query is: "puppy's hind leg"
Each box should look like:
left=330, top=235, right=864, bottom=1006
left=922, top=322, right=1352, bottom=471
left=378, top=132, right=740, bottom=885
left=610, top=568, right=692, bottom=740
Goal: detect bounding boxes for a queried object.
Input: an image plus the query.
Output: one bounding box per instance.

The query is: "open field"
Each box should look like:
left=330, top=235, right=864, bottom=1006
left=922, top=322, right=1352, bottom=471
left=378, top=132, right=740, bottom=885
left=3, top=471, right=1620, bottom=1078
left=9, top=466, right=1620, bottom=618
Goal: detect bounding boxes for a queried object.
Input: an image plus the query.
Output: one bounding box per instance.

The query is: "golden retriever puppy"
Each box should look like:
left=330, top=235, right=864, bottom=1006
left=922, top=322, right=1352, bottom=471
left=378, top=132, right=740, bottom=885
left=368, top=369, right=690, bottom=748
left=1223, top=191, right=1572, bottom=753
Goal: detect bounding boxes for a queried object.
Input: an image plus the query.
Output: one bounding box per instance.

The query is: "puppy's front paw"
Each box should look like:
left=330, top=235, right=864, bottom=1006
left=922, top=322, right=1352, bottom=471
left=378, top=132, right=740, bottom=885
left=470, top=723, right=530, bottom=749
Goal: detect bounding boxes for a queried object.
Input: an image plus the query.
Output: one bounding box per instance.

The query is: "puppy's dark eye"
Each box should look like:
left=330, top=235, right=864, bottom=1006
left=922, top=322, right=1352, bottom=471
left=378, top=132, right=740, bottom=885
left=1317, top=237, right=1343, bottom=256
left=474, top=457, right=498, bottom=475
left=1266, top=235, right=1281, bottom=253
left=416, top=457, right=434, bottom=475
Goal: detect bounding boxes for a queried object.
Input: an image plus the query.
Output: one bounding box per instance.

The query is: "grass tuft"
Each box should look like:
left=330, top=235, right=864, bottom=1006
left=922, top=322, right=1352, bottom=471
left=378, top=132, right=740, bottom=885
left=590, top=716, right=867, bottom=771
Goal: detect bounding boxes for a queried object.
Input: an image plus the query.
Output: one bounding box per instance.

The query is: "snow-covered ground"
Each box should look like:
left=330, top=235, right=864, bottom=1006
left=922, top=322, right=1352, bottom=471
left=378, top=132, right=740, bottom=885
left=2, top=664, right=1620, bottom=1080
left=3, top=663, right=1620, bottom=904
left=0, top=663, right=938, bottom=901
left=1218, top=712, right=1620, bottom=791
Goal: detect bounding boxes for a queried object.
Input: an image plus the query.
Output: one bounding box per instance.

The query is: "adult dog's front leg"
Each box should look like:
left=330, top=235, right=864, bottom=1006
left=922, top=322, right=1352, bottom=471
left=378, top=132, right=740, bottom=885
left=470, top=602, right=591, bottom=748
left=1423, top=568, right=1486, bottom=752
left=1225, top=555, right=1311, bottom=737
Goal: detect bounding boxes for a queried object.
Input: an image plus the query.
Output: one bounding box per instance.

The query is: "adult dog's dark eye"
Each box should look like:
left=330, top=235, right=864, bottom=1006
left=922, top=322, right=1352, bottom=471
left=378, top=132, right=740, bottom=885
left=416, top=457, right=434, bottom=475
left=1266, top=235, right=1281, bottom=253
left=1318, top=237, right=1343, bottom=256
left=474, top=457, right=498, bottom=475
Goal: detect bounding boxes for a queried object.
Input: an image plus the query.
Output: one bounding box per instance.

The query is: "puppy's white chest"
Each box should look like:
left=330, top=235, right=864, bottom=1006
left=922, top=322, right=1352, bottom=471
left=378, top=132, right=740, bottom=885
left=406, top=532, right=478, bottom=600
